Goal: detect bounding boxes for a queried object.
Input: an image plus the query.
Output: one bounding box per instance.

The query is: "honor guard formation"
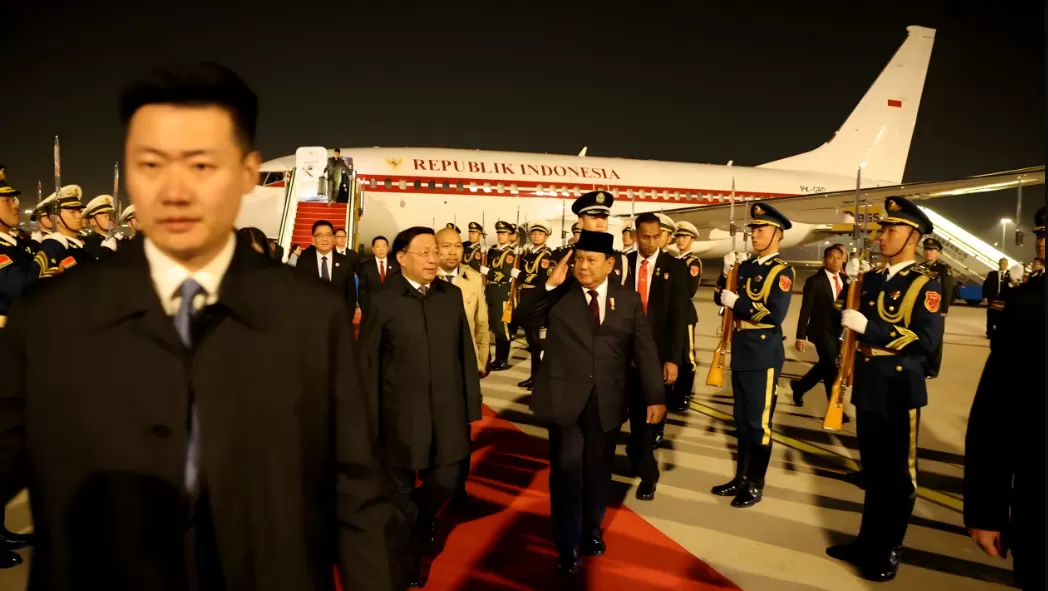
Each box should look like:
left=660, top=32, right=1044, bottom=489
left=0, top=60, right=1042, bottom=591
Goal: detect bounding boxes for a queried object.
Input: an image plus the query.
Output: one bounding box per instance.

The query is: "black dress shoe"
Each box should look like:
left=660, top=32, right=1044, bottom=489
left=557, top=548, right=579, bottom=574
left=790, top=379, right=804, bottom=407
left=581, top=536, right=605, bottom=556
left=730, top=483, right=763, bottom=508
left=0, top=529, right=31, bottom=550
left=636, top=479, right=657, bottom=501
left=863, top=547, right=902, bottom=582
left=491, top=360, right=510, bottom=371
left=517, top=377, right=533, bottom=388
left=668, top=402, right=689, bottom=413
left=711, top=477, right=747, bottom=497
left=0, top=549, right=22, bottom=569
left=825, top=541, right=866, bottom=566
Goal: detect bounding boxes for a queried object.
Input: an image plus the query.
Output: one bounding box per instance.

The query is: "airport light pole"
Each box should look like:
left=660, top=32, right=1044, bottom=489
left=1000, top=218, right=1012, bottom=256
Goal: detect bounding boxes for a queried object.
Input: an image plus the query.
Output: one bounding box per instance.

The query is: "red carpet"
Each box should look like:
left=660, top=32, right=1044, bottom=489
left=339, top=405, right=741, bottom=590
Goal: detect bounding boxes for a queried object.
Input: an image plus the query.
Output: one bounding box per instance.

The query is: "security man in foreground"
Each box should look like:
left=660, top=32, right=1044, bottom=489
left=826, top=196, right=944, bottom=582
left=673, top=221, right=702, bottom=410
left=482, top=221, right=517, bottom=370
left=920, top=236, right=953, bottom=378
left=964, top=206, right=1045, bottom=591
left=711, top=203, right=794, bottom=508
left=82, top=195, right=119, bottom=260
left=0, top=182, right=66, bottom=567
left=515, top=220, right=554, bottom=389
left=462, top=221, right=484, bottom=273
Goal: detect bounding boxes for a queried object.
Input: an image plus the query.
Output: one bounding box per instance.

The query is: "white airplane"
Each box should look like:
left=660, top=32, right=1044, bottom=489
left=238, top=25, right=1043, bottom=257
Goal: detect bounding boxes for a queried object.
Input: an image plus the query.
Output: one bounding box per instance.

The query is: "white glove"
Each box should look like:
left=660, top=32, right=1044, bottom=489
left=43, top=233, right=69, bottom=248
left=102, top=237, right=118, bottom=251
left=860, top=260, right=871, bottom=273
left=720, top=290, right=739, bottom=310
left=510, top=268, right=521, bottom=279
left=1008, top=264, right=1025, bottom=286
left=722, top=252, right=748, bottom=275
left=479, top=265, right=490, bottom=275
left=845, top=258, right=860, bottom=277
left=841, top=309, right=868, bottom=334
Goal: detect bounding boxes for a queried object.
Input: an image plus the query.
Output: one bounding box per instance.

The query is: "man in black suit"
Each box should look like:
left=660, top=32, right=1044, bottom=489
left=981, top=257, right=1011, bottom=338
left=296, top=219, right=357, bottom=313
left=623, top=212, right=688, bottom=501
left=519, top=230, right=666, bottom=576
left=792, top=244, right=849, bottom=413
left=0, top=62, right=393, bottom=590
left=359, top=226, right=482, bottom=588
left=358, top=235, right=399, bottom=324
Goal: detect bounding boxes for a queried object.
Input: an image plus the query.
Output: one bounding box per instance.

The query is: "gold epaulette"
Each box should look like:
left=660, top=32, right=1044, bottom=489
left=910, top=264, right=936, bottom=278
left=773, top=257, right=791, bottom=267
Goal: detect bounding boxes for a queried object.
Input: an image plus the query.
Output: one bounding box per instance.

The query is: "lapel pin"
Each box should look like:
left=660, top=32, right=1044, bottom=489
left=663, top=273, right=669, bottom=280
left=609, top=297, right=616, bottom=311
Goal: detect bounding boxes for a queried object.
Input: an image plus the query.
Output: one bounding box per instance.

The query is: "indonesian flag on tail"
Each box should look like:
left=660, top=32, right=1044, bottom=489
left=887, top=99, right=903, bottom=108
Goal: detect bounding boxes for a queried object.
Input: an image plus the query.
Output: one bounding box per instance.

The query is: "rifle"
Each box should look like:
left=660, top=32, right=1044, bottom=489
left=109, top=162, right=120, bottom=239
left=706, top=178, right=739, bottom=387
left=481, top=211, right=489, bottom=287
left=50, top=137, right=63, bottom=238
left=823, top=167, right=867, bottom=431
left=502, top=207, right=522, bottom=323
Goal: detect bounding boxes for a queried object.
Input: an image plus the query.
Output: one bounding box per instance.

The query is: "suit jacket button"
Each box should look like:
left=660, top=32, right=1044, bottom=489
left=760, top=335, right=766, bottom=340
left=896, top=366, right=903, bottom=372
left=150, top=425, right=172, bottom=438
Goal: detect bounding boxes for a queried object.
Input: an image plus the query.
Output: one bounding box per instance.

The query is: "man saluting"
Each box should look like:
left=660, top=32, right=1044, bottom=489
left=518, top=230, right=666, bottom=576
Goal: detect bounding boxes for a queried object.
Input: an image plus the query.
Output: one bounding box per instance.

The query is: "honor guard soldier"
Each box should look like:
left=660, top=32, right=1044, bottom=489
left=673, top=221, right=703, bottom=409
left=622, top=220, right=636, bottom=253
left=82, top=195, right=120, bottom=260
left=920, top=236, right=953, bottom=378
left=964, top=206, right=1045, bottom=591
left=119, top=204, right=139, bottom=240
left=569, top=190, right=626, bottom=283
left=711, top=203, right=794, bottom=508
left=826, top=196, right=944, bottom=582
left=462, top=221, right=484, bottom=273
left=514, top=220, right=554, bottom=389
left=38, top=186, right=93, bottom=272
left=30, top=198, right=55, bottom=244
left=482, top=220, right=516, bottom=370
left=0, top=181, right=66, bottom=567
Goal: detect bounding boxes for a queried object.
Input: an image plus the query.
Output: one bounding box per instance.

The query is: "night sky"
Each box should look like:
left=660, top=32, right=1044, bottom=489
left=4, top=1, right=1044, bottom=251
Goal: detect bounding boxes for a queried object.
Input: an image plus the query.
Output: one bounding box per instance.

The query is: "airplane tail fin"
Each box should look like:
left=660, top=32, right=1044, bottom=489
left=759, top=26, right=935, bottom=184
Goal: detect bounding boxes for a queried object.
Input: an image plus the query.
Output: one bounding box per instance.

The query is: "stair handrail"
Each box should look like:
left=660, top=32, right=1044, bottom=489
left=278, top=168, right=300, bottom=262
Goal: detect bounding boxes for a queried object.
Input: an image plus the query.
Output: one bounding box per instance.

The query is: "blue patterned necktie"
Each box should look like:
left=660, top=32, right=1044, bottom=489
left=320, top=255, right=330, bottom=281
left=175, top=279, right=205, bottom=494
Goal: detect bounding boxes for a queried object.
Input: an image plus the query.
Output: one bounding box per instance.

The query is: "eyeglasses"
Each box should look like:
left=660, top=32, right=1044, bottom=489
left=313, top=232, right=334, bottom=239
left=404, top=250, right=439, bottom=260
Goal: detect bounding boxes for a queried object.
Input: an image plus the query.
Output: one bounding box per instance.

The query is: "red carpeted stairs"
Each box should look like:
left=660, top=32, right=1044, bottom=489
left=290, top=202, right=348, bottom=250
left=336, top=406, right=741, bottom=591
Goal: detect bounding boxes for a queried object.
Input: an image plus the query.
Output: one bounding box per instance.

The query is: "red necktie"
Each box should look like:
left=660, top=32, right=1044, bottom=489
left=379, top=260, right=386, bottom=284
left=833, top=274, right=841, bottom=298
left=588, top=289, right=601, bottom=326
left=638, top=259, right=649, bottom=314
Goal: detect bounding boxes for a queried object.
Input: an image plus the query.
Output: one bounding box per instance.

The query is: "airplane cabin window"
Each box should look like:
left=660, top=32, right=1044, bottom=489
left=369, top=178, right=377, bottom=188
left=510, top=184, right=518, bottom=194
left=384, top=178, right=392, bottom=189
left=497, top=183, right=504, bottom=193
left=399, top=179, right=407, bottom=190
left=456, top=181, right=464, bottom=191
left=428, top=180, right=436, bottom=190
left=442, top=180, right=450, bottom=190
left=414, top=180, right=422, bottom=190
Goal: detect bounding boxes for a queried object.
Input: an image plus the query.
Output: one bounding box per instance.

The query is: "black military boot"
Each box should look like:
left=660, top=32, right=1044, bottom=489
left=711, top=440, right=750, bottom=496
left=732, top=442, right=771, bottom=507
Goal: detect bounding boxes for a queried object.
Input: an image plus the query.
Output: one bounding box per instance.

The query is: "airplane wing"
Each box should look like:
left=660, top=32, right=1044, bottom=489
left=656, top=165, right=1044, bottom=229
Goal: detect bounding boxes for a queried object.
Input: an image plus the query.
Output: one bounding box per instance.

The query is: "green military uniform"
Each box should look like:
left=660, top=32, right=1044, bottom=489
left=827, top=196, right=944, bottom=582
left=673, top=221, right=703, bottom=410
left=485, top=221, right=517, bottom=370
left=514, top=221, right=554, bottom=388
left=711, top=205, right=795, bottom=509
left=921, top=237, right=953, bottom=378
left=462, top=221, right=484, bottom=273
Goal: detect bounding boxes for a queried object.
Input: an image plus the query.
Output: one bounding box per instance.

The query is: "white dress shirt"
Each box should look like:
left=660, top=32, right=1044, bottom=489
left=885, top=260, right=917, bottom=281
left=404, top=276, right=431, bottom=293
left=756, top=252, right=780, bottom=265
left=439, top=268, right=458, bottom=284
left=315, top=249, right=334, bottom=280
left=824, top=268, right=843, bottom=299
left=581, top=277, right=610, bottom=324
left=634, top=250, right=659, bottom=301
left=374, top=257, right=388, bottom=275
left=143, top=233, right=235, bottom=315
